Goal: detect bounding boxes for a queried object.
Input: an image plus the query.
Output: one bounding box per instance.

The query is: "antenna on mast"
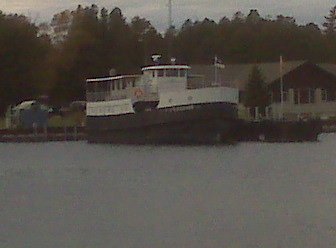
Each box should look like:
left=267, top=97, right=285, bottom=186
left=168, top=0, right=173, bottom=29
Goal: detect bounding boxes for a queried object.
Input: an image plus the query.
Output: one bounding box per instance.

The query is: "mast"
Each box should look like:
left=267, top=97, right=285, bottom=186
left=168, top=0, right=173, bottom=29
left=280, top=55, right=284, bottom=120
left=214, top=56, right=218, bottom=85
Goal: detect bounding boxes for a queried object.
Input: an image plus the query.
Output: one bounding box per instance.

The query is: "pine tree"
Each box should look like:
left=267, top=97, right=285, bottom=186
left=244, top=66, right=270, bottom=117
left=0, top=13, right=51, bottom=113
left=323, top=5, right=336, bottom=37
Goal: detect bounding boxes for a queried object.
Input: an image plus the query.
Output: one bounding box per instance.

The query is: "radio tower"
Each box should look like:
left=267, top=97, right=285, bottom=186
left=168, top=0, right=173, bottom=29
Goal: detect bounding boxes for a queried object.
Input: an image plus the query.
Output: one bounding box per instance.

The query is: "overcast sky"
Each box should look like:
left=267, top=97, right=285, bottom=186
left=0, top=0, right=334, bottom=31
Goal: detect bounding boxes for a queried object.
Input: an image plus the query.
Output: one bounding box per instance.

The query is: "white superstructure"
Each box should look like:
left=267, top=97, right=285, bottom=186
left=86, top=65, right=239, bottom=117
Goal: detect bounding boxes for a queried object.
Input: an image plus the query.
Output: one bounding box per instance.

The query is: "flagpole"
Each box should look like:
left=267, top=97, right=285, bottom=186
left=280, top=55, right=284, bottom=120
left=215, top=56, right=218, bottom=85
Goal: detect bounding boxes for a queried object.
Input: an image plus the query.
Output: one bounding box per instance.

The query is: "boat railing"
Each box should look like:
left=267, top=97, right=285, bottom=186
left=87, top=91, right=128, bottom=102
left=187, top=74, right=212, bottom=89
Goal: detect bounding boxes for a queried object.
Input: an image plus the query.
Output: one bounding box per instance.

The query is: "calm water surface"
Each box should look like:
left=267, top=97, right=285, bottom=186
left=1, top=134, right=336, bottom=248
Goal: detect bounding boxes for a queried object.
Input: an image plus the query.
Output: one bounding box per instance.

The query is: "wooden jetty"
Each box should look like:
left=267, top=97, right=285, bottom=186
left=0, top=121, right=323, bottom=144
left=233, top=119, right=322, bottom=142
left=0, top=127, right=86, bottom=143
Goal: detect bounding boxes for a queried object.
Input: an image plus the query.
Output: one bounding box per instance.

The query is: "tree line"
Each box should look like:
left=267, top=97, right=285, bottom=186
left=0, top=5, right=335, bottom=113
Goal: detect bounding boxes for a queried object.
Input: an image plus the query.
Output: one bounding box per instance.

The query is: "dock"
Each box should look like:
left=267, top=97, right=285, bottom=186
left=233, top=119, right=322, bottom=142
left=0, top=127, right=86, bottom=143
left=0, top=121, right=323, bottom=144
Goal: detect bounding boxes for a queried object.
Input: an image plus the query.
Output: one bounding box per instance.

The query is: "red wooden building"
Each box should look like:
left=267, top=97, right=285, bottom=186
left=191, top=61, right=336, bottom=120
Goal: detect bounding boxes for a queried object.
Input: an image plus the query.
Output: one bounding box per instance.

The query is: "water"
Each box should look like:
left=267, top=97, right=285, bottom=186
left=1, top=134, right=336, bottom=248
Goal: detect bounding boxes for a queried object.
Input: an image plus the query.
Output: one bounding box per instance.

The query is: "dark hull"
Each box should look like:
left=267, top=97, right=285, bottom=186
left=87, top=103, right=238, bottom=144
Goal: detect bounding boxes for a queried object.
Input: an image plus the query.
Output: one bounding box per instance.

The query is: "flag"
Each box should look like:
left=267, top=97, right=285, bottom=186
left=279, top=55, right=285, bottom=119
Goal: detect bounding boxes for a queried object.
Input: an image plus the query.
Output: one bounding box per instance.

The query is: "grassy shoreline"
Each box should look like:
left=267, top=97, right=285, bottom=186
left=0, top=118, right=5, bottom=130
left=0, top=111, right=85, bottom=130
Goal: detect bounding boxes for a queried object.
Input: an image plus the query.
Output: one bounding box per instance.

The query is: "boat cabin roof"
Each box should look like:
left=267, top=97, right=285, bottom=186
left=86, top=65, right=190, bottom=83
left=142, top=65, right=191, bottom=71
left=86, top=75, right=139, bottom=83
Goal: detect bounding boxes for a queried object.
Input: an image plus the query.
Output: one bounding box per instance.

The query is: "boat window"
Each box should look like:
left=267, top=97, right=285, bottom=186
left=122, top=79, right=127, bottom=90
left=95, top=82, right=101, bottom=92
left=321, top=88, right=335, bottom=102
left=321, top=89, right=327, bottom=101
left=294, top=89, right=300, bottom=104
left=300, top=88, right=310, bottom=104
left=111, top=80, right=115, bottom=91
left=328, top=90, right=336, bottom=101
left=309, top=88, right=315, bottom=103
left=179, top=69, right=186, bottom=77
left=152, top=70, right=155, bottom=77
left=87, top=82, right=95, bottom=93
left=97, top=81, right=106, bottom=92
left=106, top=80, right=111, bottom=92
left=105, top=81, right=110, bottom=92
left=126, top=79, right=132, bottom=88
left=166, top=69, right=178, bottom=77
left=158, top=69, right=164, bottom=77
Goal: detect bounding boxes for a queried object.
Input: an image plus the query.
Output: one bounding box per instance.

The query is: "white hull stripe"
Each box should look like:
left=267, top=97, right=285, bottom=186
left=87, top=87, right=238, bottom=117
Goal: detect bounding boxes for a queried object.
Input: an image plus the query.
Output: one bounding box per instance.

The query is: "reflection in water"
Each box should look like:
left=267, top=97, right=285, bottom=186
left=1, top=133, right=336, bottom=248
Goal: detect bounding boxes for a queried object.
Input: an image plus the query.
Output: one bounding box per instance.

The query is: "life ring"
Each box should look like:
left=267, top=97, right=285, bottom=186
left=134, top=89, right=143, bottom=98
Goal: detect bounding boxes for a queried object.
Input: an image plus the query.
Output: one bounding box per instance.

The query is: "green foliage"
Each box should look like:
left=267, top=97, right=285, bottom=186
left=48, top=112, right=85, bottom=127
left=0, top=13, right=51, bottom=113
left=49, top=5, right=143, bottom=104
left=0, top=117, right=5, bottom=130
left=0, top=6, right=336, bottom=113
left=130, top=16, right=163, bottom=64
left=323, top=5, right=336, bottom=37
left=171, top=9, right=335, bottom=64
left=244, top=66, right=270, bottom=115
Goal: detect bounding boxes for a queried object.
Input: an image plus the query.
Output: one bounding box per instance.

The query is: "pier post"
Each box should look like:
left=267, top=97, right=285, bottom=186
left=74, top=126, right=77, bottom=140
left=255, top=107, right=259, bottom=121
left=33, top=123, right=38, bottom=136
left=64, top=127, right=67, bottom=141
left=43, top=124, right=48, bottom=141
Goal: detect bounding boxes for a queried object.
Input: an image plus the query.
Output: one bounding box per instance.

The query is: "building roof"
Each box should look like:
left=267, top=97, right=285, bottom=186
left=317, top=63, right=336, bottom=77
left=86, top=75, right=140, bottom=83
left=191, top=61, right=336, bottom=90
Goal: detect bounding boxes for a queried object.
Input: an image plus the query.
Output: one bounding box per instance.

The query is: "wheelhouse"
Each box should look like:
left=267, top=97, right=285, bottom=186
left=142, top=65, right=190, bottom=78
left=141, top=65, right=191, bottom=92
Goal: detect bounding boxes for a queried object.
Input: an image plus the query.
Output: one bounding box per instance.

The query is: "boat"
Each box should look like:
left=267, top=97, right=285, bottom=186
left=86, top=61, right=239, bottom=144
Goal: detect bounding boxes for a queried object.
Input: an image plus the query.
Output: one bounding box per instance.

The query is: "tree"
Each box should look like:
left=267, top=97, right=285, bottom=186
left=244, top=66, right=270, bottom=117
left=276, top=15, right=296, bottom=24
left=130, top=16, right=163, bottom=64
left=246, top=9, right=261, bottom=24
left=181, top=19, right=193, bottom=30
left=232, top=11, right=245, bottom=23
left=323, top=5, right=336, bottom=37
left=0, top=13, right=51, bottom=113
left=163, top=25, right=177, bottom=61
left=131, top=16, right=151, bottom=37
left=50, top=10, right=73, bottom=44
left=49, top=5, right=146, bottom=104
left=49, top=5, right=103, bottom=104
left=100, top=7, right=108, bottom=23
left=3, top=5, right=335, bottom=110
left=218, top=16, right=230, bottom=25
